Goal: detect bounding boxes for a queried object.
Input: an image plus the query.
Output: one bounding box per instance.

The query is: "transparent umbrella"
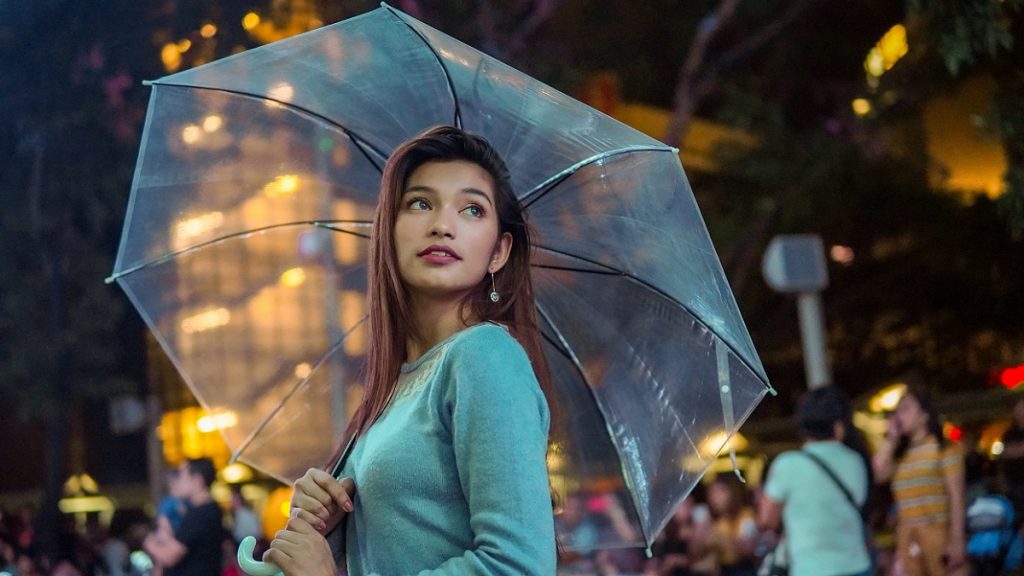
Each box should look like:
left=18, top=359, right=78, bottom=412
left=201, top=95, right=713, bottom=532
left=108, top=2, right=772, bottom=558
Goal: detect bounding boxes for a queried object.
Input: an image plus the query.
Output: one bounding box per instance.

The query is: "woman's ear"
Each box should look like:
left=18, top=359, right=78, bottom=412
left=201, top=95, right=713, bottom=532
left=488, top=232, right=513, bottom=273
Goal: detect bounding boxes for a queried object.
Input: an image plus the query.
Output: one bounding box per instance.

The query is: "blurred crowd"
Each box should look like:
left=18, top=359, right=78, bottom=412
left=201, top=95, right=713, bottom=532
left=4, top=390, right=1024, bottom=576
left=560, top=388, right=1024, bottom=576
left=0, top=458, right=263, bottom=576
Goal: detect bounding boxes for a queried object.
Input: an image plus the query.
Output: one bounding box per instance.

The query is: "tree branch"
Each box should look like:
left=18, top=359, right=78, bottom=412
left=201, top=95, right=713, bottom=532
left=711, top=0, right=816, bottom=74
left=726, top=185, right=802, bottom=297
left=663, top=0, right=818, bottom=146
left=506, top=0, right=565, bottom=60
left=663, top=0, right=741, bottom=146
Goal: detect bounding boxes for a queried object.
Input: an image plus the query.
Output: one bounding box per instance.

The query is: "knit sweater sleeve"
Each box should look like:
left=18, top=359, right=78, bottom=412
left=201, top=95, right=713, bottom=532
left=417, top=326, right=556, bottom=576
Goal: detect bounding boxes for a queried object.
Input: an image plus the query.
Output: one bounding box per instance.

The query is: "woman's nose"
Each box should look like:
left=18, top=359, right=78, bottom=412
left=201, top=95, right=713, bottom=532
left=429, top=209, right=455, bottom=237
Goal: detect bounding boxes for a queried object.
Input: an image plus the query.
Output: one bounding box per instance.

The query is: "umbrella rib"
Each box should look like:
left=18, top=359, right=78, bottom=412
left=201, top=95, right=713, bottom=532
left=384, top=5, right=462, bottom=128
left=532, top=245, right=769, bottom=387
left=105, top=220, right=371, bottom=283
left=149, top=81, right=389, bottom=173
left=230, top=315, right=369, bottom=465
left=521, top=145, right=677, bottom=209
left=534, top=302, right=652, bottom=546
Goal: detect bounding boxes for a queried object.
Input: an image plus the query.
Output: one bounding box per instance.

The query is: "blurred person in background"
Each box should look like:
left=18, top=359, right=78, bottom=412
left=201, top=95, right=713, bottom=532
left=707, top=475, right=758, bottom=576
left=874, top=387, right=967, bottom=576
left=758, top=386, right=873, bottom=576
left=156, top=470, right=187, bottom=534
left=228, top=487, right=261, bottom=547
left=998, top=397, right=1024, bottom=521
left=144, top=458, right=225, bottom=576
left=13, top=506, right=35, bottom=551
left=14, top=551, right=41, bottom=576
left=1, top=532, right=17, bottom=574
left=648, top=493, right=714, bottom=576
left=94, top=511, right=133, bottom=576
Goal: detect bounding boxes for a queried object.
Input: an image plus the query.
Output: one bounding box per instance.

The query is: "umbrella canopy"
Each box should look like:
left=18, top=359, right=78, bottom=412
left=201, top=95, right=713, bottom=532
left=109, top=4, right=771, bottom=551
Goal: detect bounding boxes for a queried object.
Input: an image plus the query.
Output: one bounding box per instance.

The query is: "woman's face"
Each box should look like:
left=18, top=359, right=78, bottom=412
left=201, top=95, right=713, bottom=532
left=394, top=160, right=511, bottom=303
left=708, top=481, right=732, bottom=514
left=895, top=394, right=928, bottom=437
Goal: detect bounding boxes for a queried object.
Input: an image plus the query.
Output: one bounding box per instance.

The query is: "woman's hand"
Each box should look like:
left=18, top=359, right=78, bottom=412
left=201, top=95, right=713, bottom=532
left=289, top=468, right=355, bottom=535
left=264, top=517, right=336, bottom=576
left=886, top=416, right=903, bottom=444
left=943, top=538, right=968, bottom=574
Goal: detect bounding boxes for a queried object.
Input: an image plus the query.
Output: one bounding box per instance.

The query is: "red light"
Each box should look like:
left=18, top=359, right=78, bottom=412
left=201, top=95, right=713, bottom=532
left=948, top=426, right=963, bottom=442
left=1001, top=365, right=1024, bottom=389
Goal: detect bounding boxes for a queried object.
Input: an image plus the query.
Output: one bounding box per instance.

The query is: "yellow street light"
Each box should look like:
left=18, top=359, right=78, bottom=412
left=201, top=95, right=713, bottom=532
left=181, top=124, right=202, bottom=145
left=294, top=362, right=313, bottom=379
left=174, top=211, right=224, bottom=248
left=221, top=463, right=254, bottom=484
left=202, top=115, right=223, bottom=133
left=262, top=174, right=301, bottom=197
left=864, top=24, right=909, bottom=79
left=161, top=44, right=182, bottom=72
left=279, top=267, right=307, bottom=288
left=181, top=308, right=231, bottom=334
left=868, top=383, right=906, bottom=413
left=851, top=98, right=872, bottom=117
left=200, top=24, right=218, bottom=38
left=197, top=411, right=239, bottom=432
left=266, top=83, right=295, bottom=107
left=242, top=12, right=261, bottom=31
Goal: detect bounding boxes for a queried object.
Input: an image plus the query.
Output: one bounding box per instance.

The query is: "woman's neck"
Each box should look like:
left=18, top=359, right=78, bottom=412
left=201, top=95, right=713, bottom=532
left=406, top=294, right=478, bottom=362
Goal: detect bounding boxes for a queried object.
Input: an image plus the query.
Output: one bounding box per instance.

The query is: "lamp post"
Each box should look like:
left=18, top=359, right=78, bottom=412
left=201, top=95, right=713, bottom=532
left=762, top=234, right=831, bottom=389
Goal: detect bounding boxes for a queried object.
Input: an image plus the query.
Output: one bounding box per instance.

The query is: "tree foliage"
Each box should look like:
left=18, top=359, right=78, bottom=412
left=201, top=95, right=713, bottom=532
left=907, top=0, right=1024, bottom=235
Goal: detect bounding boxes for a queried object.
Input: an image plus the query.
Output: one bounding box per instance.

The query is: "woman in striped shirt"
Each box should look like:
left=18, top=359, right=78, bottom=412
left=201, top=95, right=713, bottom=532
left=873, top=388, right=967, bottom=576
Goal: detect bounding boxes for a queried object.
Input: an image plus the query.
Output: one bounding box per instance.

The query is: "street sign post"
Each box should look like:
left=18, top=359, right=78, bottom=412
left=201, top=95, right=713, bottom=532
left=762, top=234, right=831, bottom=389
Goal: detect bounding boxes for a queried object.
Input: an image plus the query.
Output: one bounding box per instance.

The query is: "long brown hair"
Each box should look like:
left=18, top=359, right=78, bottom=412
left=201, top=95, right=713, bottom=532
left=329, top=125, right=554, bottom=467
left=894, top=386, right=946, bottom=459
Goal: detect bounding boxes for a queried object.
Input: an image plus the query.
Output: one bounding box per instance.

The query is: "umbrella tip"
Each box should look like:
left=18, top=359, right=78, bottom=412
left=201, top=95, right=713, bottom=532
left=103, top=274, right=117, bottom=285
left=142, top=80, right=154, bottom=87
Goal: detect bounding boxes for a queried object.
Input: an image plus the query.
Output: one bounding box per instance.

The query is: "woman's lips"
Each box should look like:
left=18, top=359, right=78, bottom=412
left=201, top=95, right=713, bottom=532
left=418, top=245, right=461, bottom=264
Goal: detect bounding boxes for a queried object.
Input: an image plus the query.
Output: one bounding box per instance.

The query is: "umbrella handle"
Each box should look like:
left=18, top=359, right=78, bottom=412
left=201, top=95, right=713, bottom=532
left=237, top=536, right=283, bottom=576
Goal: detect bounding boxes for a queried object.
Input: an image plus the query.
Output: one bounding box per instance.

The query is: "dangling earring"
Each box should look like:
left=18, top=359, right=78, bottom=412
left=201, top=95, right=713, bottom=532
left=489, top=272, right=500, bottom=303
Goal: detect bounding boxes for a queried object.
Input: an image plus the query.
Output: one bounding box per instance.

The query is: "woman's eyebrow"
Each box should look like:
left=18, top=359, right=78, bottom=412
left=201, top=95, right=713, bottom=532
left=403, top=185, right=436, bottom=195
left=403, top=185, right=494, bottom=208
left=460, top=187, right=494, bottom=207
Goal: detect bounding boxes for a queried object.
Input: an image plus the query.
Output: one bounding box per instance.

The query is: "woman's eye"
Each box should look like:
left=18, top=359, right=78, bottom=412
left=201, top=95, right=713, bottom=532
left=408, top=198, right=430, bottom=210
left=463, top=204, right=484, bottom=218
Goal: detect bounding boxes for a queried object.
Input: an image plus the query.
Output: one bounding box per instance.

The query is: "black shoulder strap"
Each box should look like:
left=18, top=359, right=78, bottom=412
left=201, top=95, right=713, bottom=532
left=801, top=449, right=866, bottom=522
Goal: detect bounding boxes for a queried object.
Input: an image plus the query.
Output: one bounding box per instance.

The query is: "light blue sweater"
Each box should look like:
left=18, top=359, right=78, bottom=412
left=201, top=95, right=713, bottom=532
left=333, top=322, right=556, bottom=575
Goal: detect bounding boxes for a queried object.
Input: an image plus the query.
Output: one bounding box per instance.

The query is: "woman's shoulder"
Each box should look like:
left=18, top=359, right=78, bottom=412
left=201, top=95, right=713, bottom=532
left=443, top=322, right=541, bottom=391
left=446, top=321, right=528, bottom=361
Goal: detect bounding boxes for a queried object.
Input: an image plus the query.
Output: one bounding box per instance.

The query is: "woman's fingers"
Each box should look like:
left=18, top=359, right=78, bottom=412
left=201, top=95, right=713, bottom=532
left=312, top=472, right=355, bottom=513
left=289, top=507, right=327, bottom=532
left=293, top=472, right=333, bottom=506
left=293, top=469, right=355, bottom=515
left=266, top=520, right=336, bottom=576
left=288, top=468, right=356, bottom=537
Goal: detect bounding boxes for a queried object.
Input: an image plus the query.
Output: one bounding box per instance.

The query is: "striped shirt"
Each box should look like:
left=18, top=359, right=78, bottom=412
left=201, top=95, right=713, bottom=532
left=892, top=437, right=964, bottom=524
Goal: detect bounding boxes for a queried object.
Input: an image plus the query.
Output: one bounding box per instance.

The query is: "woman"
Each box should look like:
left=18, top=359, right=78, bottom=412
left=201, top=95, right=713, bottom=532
left=706, top=475, right=758, bottom=576
left=648, top=494, right=714, bottom=576
left=262, top=126, right=558, bottom=575
left=873, top=387, right=967, bottom=576
left=758, top=386, right=873, bottom=576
